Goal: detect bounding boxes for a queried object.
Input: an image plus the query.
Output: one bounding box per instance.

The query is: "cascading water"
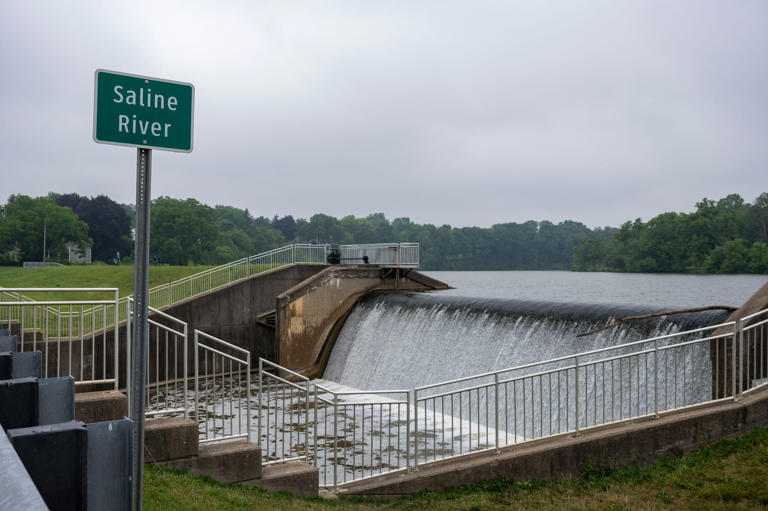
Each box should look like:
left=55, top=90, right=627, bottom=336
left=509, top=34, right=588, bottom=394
left=315, top=293, right=733, bottom=476
left=324, top=293, right=731, bottom=391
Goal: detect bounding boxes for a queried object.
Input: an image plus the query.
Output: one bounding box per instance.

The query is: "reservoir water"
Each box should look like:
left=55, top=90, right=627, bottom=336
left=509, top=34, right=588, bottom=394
left=422, top=271, right=766, bottom=308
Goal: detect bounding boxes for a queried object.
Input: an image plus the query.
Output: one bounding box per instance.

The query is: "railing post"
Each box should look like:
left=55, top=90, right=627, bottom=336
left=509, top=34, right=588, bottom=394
left=413, top=388, right=419, bottom=467
left=114, top=289, right=119, bottom=390
left=574, top=357, right=580, bottom=436
left=126, top=298, right=132, bottom=414
left=194, top=330, right=199, bottom=429
left=333, top=394, right=338, bottom=490
left=494, top=372, right=500, bottom=452
left=733, top=322, right=738, bottom=401
left=313, top=385, right=318, bottom=467
left=183, top=323, right=189, bottom=419
left=654, top=338, right=659, bottom=418
left=406, top=391, right=411, bottom=470
left=739, top=319, right=745, bottom=400
left=246, top=352, right=251, bottom=443
left=257, top=358, right=262, bottom=454
left=305, top=380, right=311, bottom=464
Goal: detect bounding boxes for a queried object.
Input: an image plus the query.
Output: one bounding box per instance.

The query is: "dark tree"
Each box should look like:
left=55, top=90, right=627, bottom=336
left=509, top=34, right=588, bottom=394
left=271, top=215, right=296, bottom=241
left=54, top=193, right=132, bottom=262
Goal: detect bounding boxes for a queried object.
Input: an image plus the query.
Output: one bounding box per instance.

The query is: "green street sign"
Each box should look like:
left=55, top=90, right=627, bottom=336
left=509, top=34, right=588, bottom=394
left=93, top=69, right=194, bottom=152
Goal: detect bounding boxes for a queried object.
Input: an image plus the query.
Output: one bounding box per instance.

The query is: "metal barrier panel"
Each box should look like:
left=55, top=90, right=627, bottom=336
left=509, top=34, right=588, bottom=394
left=126, top=299, right=189, bottom=418
left=293, top=244, right=330, bottom=264
left=257, top=357, right=413, bottom=487
left=258, top=359, right=312, bottom=465
left=315, top=385, right=410, bottom=488
left=412, top=323, right=735, bottom=467
left=0, top=289, right=119, bottom=389
left=196, top=330, right=251, bottom=443
left=338, top=243, right=419, bottom=268
left=740, top=309, right=768, bottom=395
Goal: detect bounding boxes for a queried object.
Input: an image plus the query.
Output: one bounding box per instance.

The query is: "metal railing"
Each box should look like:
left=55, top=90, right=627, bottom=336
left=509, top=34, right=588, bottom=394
left=0, top=289, right=119, bottom=388
left=339, top=243, right=419, bottom=268
left=3, top=242, right=418, bottom=345
left=196, top=330, right=251, bottom=444
left=739, top=308, right=768, bottom=397
left=256, top=308, right=768, bottom=488
left=315, top=384, right=411, bottom=488
left=258, top=359, right=313, bottom=465
left=125, top=298, right=189, bottom=418
left=412, top=322, right=736, bottom=465
left=256, top=358, right=412, bottom=487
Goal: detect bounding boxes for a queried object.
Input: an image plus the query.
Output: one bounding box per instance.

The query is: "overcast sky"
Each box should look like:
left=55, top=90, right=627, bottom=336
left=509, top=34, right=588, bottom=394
left=1, top=1, right=767, bottom=229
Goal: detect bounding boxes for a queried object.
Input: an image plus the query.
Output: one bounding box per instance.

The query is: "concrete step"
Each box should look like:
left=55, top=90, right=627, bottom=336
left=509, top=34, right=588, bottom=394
left=74, top=390, right=127, bottom=424
left=161, top=440, right=262, bottom=483
left=242, top=462, right=318, bottom=498
left=144, top=416, right=198, bottom=462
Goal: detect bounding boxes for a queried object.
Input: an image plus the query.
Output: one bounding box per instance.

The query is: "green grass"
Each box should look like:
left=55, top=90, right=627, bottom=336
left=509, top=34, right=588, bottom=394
left=0, top=264, right=214, bottom=299
left=144, top=426, right=768, bottom=510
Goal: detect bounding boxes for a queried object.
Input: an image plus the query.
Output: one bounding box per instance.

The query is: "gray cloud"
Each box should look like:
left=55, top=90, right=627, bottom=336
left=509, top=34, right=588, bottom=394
left=1, top=0, right=767, bottom=228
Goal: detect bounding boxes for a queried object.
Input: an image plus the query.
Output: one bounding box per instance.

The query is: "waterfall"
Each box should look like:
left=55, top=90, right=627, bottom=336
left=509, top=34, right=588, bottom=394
left=324, top=293, right=731, bottom=391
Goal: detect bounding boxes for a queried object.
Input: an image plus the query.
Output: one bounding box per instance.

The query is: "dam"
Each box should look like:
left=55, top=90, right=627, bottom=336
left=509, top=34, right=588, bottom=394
left=2, top=243, right=768, bottom=497
left=260, top=291, right=756, bottom=488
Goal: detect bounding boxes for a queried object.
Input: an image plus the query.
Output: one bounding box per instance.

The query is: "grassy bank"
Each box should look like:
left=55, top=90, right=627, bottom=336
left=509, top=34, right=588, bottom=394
left=0, top=264, right=214, bottom=298
left=144, top=426, right=768, bottom=511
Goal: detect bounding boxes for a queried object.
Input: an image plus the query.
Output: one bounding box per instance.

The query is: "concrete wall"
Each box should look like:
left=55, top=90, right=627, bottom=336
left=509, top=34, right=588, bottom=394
left=276, top=267, right=450, bottom=376
left=162, top=264, right=324, bottom=362
left=342, top=384, right=768, bottom=498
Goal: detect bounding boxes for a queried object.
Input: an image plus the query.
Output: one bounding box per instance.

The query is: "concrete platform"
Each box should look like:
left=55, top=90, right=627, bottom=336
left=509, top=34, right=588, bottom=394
left=74, top=390, right=127, bottom=423
left=162, top=440, right=262, bottom=483
left=243, top=462, right=319, bottom=498
left=144, top=417, right=198, bottom=462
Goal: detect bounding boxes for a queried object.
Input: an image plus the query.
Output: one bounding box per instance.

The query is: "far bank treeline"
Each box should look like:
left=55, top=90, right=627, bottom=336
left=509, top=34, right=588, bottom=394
left=0, top=192, right=766, bottom=274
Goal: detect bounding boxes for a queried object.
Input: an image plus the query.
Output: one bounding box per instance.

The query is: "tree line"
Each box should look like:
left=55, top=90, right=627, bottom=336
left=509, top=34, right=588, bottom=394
left=1, top=191, right=766, bottom=274
left=573, top=193, right=768, bottom=274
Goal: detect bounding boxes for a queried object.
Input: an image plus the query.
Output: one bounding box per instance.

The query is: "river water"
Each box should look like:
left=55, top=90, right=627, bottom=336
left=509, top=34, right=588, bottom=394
left=422, top=271, right=767, bottom=308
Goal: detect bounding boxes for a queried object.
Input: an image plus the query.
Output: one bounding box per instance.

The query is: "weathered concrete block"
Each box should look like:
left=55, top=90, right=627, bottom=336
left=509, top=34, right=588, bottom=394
left=74, top=390, right=128, bottom=423
left=162, top=440, right=262, bottom=483
left=144, top=417, right=198, bottom=462
left=243, top=462, right=318, bottom=498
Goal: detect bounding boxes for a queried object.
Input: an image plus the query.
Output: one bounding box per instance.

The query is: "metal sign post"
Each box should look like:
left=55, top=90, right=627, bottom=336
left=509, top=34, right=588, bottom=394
left=93, top=69, right=193, bottom=511
left=130, top=147, right=151, bottom=510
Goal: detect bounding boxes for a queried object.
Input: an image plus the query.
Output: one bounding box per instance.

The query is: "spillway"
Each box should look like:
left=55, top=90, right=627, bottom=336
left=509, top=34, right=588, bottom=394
left=324, top=293, right=731, bottom=391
